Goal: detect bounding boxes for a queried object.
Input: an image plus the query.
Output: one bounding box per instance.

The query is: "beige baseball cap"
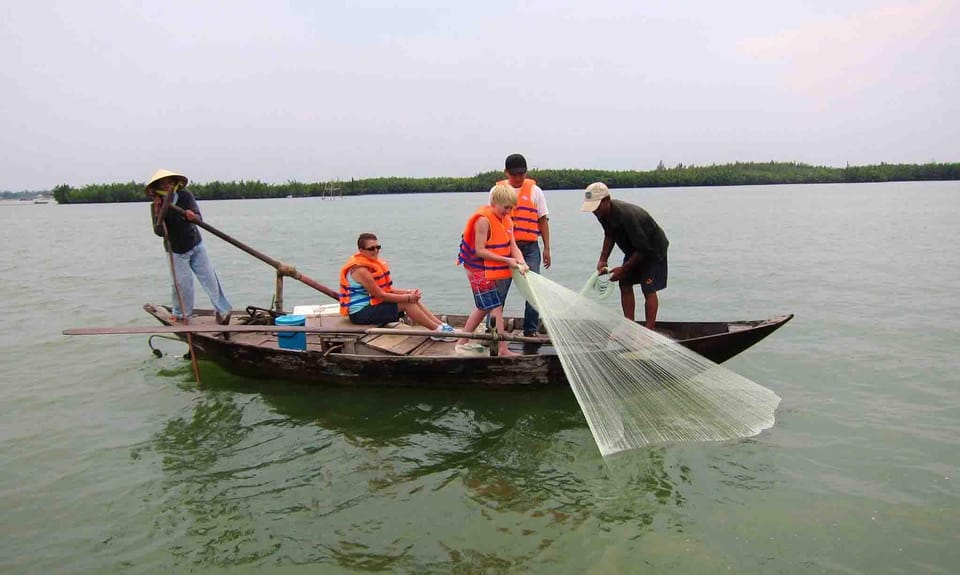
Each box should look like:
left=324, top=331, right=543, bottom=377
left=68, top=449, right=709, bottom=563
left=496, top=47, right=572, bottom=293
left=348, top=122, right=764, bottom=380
left=580, top=182, right=611, bottom=212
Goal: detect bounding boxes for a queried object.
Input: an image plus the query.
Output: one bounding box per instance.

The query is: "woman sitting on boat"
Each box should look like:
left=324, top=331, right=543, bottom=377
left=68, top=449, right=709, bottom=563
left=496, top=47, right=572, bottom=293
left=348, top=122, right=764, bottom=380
left=339, top=233, right=456, bottom=340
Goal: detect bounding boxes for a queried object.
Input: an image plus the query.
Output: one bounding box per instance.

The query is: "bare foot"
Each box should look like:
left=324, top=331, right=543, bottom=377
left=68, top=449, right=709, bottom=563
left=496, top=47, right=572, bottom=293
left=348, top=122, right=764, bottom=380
left=498, top=347, right=520, bottom=357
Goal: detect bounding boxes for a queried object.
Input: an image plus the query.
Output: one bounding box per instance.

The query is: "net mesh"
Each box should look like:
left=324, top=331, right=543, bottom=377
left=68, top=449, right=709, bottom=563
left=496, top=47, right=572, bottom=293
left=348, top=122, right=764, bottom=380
left=514, top=271, right=780, bottom=456
left=578, top=270, right=614, bottom=299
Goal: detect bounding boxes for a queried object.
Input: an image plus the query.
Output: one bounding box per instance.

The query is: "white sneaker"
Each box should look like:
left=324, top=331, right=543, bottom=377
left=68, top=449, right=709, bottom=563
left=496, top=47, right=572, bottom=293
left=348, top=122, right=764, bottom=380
left=430, top=322, right=457, bottom=342
left=454, top=342, right=487, bottom=355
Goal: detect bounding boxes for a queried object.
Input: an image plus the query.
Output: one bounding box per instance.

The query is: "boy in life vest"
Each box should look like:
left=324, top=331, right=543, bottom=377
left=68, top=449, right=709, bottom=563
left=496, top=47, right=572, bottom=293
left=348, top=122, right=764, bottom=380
left=489, top=153, right=551, bottom=337
left=457, top=184, right=529, bottom=356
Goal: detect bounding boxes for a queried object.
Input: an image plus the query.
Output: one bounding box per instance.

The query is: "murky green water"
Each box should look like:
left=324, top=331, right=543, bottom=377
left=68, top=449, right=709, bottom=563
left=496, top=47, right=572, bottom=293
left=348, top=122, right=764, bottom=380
left=1, top=182, right=958, bottom=574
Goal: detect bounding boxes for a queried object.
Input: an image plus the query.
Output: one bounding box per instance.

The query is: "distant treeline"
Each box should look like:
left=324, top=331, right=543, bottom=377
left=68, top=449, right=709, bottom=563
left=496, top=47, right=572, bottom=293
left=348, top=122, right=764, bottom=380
left=0, top=191, right=52, bottom=201
left=49, top=161, right=960, bottom=204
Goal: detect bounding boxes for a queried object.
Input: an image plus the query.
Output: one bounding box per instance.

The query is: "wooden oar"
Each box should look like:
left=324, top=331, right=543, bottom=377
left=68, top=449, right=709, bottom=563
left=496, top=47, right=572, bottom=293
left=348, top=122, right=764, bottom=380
left=167, top=204, right=339, bottom=301
left=157, top=188, right=202, bottom=385
left=63, top=324, right=550, bottom=345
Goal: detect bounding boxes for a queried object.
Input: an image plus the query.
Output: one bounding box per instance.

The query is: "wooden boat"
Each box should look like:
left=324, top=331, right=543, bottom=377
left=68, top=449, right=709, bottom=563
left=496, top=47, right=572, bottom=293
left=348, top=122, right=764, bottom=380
left=139, top=303, right=793, bottom=387
left=60, top=210, right=791, bottom=387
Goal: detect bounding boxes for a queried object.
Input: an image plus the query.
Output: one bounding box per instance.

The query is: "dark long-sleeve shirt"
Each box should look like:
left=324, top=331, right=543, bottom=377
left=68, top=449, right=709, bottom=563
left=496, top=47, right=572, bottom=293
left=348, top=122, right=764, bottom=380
left=598, top=199, right=669, bottom=261
left=151, top=189, right=203, bottom=254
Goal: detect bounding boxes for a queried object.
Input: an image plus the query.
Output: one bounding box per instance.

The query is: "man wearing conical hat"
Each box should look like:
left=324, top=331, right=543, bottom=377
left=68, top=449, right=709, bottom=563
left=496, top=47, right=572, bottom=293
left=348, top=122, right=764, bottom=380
left=146, top=169, right=232, bottom=324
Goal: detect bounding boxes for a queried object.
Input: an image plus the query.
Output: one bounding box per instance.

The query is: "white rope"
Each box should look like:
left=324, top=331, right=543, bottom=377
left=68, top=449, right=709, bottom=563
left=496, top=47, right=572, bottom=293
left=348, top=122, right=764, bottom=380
left=514, top=270, right=780, bottom=456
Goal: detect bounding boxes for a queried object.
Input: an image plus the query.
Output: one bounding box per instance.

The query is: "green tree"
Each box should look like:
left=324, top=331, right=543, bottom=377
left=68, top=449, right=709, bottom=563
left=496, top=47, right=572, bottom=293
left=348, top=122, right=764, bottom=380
left=52, top=184, right=74, bottom=203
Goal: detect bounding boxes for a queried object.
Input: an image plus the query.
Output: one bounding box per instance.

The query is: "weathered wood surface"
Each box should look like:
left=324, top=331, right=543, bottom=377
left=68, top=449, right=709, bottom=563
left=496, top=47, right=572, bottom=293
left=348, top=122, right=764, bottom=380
left=64, top=303, right=793, bottom=387
left=64, top=324, right=549, bottom=344
left=362, top=332, right=431, bottom=356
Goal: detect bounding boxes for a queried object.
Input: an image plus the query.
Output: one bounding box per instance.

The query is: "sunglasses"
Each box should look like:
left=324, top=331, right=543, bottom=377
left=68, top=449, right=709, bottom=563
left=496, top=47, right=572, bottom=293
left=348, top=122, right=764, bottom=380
left=363, top=245, right=382, bottom=251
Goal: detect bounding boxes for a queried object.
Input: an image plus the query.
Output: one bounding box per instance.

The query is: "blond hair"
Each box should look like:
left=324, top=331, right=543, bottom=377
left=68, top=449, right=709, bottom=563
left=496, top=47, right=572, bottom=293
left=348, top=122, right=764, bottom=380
left=489, top=183, right=518, bottom=208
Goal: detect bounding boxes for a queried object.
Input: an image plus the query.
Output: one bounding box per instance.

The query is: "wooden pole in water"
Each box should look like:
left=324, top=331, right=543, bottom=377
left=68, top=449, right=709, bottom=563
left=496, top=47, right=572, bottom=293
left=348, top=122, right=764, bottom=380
left=275, top=272, right=284, bottom=314
left=156, top=189, right=202, bottom=385
left=166, top=204, right=339, bottom=302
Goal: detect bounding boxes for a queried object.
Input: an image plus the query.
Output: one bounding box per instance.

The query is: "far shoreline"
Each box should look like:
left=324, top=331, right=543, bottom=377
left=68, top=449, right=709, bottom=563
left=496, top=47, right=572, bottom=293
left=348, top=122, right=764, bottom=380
left=3, top=161, right=956, bottom=204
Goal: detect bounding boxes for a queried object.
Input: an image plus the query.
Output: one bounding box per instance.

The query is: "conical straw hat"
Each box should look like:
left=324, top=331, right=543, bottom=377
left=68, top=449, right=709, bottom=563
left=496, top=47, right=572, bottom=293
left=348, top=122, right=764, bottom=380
left=144, top=169, right=188, bottom=195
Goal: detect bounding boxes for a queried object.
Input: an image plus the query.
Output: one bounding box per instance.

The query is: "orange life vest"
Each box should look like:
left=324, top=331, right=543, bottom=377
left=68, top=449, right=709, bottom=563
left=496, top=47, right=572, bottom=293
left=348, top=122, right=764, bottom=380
left=338, top=253, right=393, bottom=315
left=457, top=206, right=514, bottom=280
left=498, top=178, right=539, bottom=242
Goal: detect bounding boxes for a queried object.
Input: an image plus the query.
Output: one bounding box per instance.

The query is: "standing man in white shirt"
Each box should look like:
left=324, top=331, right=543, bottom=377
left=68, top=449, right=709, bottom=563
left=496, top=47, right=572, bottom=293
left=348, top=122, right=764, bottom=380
left=489, top=153, right=551, bottom=337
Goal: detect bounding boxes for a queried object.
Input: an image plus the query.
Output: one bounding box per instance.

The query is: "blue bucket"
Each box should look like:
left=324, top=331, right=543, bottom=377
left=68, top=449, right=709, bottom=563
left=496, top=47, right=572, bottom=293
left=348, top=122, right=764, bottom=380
left=275, top=314, right=307, bottom=351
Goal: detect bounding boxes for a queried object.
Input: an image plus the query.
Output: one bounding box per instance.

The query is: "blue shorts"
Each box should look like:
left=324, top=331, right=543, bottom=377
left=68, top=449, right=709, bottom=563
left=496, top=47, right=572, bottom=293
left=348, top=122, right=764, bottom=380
left=468, top=270, right=502, bottom=311
left=349, top=302, right=400, bottom=325
left=621, top=253, right=668, bottom=294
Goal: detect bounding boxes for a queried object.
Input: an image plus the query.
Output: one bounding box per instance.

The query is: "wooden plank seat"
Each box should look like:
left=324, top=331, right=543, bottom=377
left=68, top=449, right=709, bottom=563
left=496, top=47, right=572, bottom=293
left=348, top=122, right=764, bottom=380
left=359, top=322, right=432, bottom=356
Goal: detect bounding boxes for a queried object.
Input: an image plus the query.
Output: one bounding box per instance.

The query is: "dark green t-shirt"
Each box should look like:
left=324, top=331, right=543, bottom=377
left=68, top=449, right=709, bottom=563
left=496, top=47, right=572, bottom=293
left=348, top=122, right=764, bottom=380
left=150, top=189, right=203, bottom=254
left=598, top=199, right=669, bottom=260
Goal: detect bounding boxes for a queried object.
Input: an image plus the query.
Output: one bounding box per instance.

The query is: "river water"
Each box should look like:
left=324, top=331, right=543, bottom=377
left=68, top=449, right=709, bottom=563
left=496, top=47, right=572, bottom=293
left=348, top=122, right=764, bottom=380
left=1, top=182, right=958, bottom=574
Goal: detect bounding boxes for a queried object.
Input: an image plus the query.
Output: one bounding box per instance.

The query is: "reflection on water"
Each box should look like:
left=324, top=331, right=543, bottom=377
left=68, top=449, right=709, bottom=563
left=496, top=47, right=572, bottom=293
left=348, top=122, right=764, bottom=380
left=144, top=391, right=280, bottom=566
left=133, top=363, right=700, bottom=571
left=4, top=184, right=955, bottom=573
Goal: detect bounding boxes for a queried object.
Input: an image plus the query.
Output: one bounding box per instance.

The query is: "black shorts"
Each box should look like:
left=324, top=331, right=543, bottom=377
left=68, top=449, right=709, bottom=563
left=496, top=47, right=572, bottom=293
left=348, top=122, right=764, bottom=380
left=349, top=302, right=400, bottom=325
left=620, top=253, right=668, bottom=294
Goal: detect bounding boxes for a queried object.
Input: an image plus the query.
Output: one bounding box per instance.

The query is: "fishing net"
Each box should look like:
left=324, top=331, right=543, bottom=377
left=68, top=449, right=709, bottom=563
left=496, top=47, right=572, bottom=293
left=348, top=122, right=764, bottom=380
left=578, top=270, right=614, bottom=300
left=514, top=271, right=780, bottom=456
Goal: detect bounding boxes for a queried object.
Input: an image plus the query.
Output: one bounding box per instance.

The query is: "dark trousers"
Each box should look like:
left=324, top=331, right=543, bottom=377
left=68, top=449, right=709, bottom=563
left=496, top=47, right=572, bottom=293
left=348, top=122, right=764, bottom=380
left=493, top=240, right=541, bottom=335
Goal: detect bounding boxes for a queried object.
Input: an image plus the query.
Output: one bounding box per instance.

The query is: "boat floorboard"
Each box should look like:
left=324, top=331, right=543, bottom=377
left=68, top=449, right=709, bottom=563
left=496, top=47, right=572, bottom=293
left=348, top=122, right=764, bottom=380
left=164, top=306, right=525, bottom=357
left=363, top=332, right=430, bottom=355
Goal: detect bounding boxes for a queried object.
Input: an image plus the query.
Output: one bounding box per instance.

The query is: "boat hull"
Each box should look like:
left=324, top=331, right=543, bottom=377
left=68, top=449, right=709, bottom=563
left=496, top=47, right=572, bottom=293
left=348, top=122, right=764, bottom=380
left=144, top=304, right=792, bottom=387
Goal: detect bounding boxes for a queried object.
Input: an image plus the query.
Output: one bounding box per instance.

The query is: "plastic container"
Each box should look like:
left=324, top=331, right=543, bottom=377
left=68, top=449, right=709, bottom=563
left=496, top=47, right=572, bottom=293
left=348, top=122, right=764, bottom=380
left=293, top=305, right=323, bottom=328
left=293, top=305, right=324, bottom=316
left=318, top=303, right=340, bottom=317
left=275, top=314, right=307, bottom=351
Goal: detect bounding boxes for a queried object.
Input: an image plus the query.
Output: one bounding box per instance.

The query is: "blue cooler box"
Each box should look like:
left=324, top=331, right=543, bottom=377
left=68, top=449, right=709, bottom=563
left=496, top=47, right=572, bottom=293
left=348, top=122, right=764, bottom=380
left=275, top=314, right=307, bottom=351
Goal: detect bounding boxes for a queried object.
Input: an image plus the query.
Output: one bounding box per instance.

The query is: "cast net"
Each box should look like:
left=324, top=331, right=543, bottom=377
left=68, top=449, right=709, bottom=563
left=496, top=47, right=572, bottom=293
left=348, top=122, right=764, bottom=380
left=514, top=271, right=780, bottom=456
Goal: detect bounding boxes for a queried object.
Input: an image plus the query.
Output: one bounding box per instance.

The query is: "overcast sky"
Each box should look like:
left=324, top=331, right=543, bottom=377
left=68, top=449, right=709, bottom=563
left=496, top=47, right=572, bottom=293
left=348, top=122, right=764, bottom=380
left=2, top=0, right=957, bottom=191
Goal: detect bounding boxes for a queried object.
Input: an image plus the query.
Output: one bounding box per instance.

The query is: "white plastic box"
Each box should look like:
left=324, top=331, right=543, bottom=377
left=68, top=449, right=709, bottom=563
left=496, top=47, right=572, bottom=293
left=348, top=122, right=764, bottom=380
left=292, top=304, right=340, bottom=327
